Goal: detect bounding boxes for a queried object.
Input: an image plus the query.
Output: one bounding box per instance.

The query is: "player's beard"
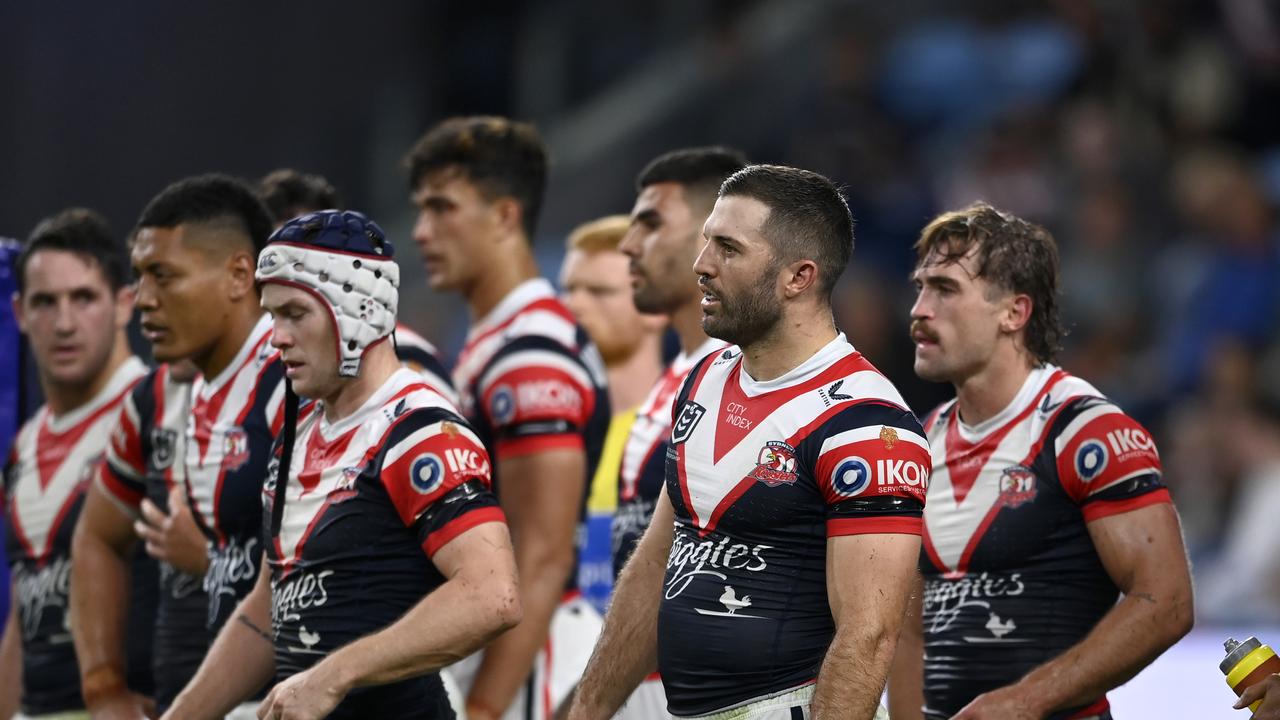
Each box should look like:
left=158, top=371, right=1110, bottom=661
left=701, top=264, right=783, bottom=348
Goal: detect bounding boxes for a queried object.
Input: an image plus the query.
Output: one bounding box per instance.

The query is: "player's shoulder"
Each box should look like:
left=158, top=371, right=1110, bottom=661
left=500, top=293, right=580, bottom=351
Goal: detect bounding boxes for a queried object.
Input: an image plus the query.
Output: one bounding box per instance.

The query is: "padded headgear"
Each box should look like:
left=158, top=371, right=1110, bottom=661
left=255, top=210, right=398, bottom=377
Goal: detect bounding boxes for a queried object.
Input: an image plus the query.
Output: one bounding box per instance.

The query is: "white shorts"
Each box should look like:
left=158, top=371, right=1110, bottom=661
left=447, top=593, right=604, bottom=720
left=613, top=676, right=667, bottom=720
left=225, top=701, right=263, bottom=719
left=15, top=712, right=90, bottom=720
left=672, top=684, right=889, bottom=720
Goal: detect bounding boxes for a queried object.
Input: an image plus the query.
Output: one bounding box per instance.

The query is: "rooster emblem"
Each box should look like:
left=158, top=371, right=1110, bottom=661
left=719, top=585, right=752, bottom=615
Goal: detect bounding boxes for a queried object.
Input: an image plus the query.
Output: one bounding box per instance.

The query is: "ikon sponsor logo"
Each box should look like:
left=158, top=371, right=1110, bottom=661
left=831, top=457, right=929, bottom=498
left=1075, top=439, right=1108, bottom=482
left=1106, top=427, right=1156, bottom=458
left=410, top=453, right=446, bottom=495
left=444, top=446, right=491, bottom=480
left=516, top=380, right=581, bottom=415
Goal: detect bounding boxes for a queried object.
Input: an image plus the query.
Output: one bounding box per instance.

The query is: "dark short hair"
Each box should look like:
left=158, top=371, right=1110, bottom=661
left=914, top=202, right=1065, bottom=365
left=637, top=146, right=748, bottom=208
left=718, top=164, right=854, bottom=298
left=136, top=173, right=274, bottom=255
left=404, top=116, right=548, bottom=239
left=18, top=208, right=130, bottom=294
left=258, top=169, right=342, bottom=224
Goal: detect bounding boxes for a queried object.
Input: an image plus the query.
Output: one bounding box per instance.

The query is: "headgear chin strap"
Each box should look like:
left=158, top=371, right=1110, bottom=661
left=255, top=210, right=399, bottom=377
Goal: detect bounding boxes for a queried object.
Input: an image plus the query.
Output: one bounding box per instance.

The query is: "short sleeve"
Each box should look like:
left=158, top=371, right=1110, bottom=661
left=97, top=387, right=148, bottom=513
left=379, top=412, right=505, bottom=557
left=1054, top=398, right=1170, bottom=522
left=812, top=405, right=929, bottom=537
left=477, top=346, right=596, bottom=459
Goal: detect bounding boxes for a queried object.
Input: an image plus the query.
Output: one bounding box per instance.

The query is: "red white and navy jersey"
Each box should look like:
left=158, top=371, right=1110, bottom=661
left=263, top=368, right=504, bottom=719
left=393, top=322, right=457, bottom=407
left=657, top=336, right=928, bottom=716
left=452, top=279, right=610, bottom=583
left=918, top=366, right=1170, bottom=720
left=2, top=358, right=147, bottom=715
left=97, top=363, right=212, bottom=709
left=186, top=315, right=286, bottom=629
left=612, top=337, right=726, bottom=577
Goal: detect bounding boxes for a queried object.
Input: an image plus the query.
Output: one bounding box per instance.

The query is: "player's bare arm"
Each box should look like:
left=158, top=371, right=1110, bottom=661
left=953, top=503, right=1193, bottom=719
left=812, top=532, right=921, bottom=719
left=71, top=485, right=150, bottom=719
left=162, top=559, right=275, bottom=720
left=467, top=447, right=585, bottom=718
left=886, top=573, right=926, bottom=720
left=568, top=486, right=675, bottom=720
left=0, top=597, right=21, bottom=717
left=258, top=521, right=521, bottom=720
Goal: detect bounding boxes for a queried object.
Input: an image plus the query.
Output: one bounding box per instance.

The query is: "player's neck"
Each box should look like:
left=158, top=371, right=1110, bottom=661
left=321, top=343, right=401, bottom=423
left=670, top=296, right=710, bottom=356
left=464, top=250, right=539, bottom=321
left=198, top=301, right=263, bottom=379
left=740, top=307, right=837, bottom=382
left=606, top=335, right=665, bottom=411
left=953, top=349, right=1036, bottom=427
left=42, top=336, right=133, bottom=417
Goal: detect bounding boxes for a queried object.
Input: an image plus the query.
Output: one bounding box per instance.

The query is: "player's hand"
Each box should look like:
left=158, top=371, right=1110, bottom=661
left=1236, top=673, right=1280, bottom=718
left=87, top=690, right=155, bottom=720
left=256, top=662, right=348, bottom=720
left=950, top=685, right=1044, bottom=720
left=135, top=487, right=209, bottom=576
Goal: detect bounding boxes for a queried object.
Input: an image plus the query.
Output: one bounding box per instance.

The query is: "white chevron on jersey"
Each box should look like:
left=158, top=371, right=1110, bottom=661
left=8, top=357, right=146, bottom=558
left=620, top=337, right=726, bottom=501
left=186, top=315, right=281, bottom=537
left=273, top=369, right=477, bottom=568
left=922, top=365, right=1102, bottom=574
left=678, top=337, right=906, bottom=533
left=453, top=279, right=581, bottom=415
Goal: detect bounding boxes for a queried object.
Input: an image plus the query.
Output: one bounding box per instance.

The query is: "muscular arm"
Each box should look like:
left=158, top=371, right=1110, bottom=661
left=886, top=573, right=925, bottom=720
left=70, top=485, right=146, bottom=717
left=467, top=447, right=585, bottom=717
left=1, top=593, right=20, bottom=718
left=162, top=559, right=275, bottom=720
left=568, top=486, right=675, bottom=720
left=257, top=522, right=522, bottom=719
left=954, top=503, right=1194, bottom=719
left=812, top=533, right=921, bottom=720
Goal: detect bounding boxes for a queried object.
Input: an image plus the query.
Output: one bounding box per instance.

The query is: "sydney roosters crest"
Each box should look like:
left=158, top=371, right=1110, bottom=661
left=751, top=440, right=798, bottom=487
left=998, top=465, right=1038, bottom=508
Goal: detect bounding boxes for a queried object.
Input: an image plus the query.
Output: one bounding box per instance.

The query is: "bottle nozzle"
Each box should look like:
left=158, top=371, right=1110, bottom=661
left=1225, top=637, right=1241, bottom=653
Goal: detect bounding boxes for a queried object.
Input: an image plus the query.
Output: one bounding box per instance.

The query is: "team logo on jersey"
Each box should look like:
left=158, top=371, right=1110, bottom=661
left=831, top=456, right=873, bottom=497
left=259, top=251, right=280, bottom=270
left=489, top=385, right=516, bottom=426
left=150, top=428, right=178, bottom=470
left=1075, top=440, right=1109, bottom=482
left=410, top=453, right=446, bottom=495
left=998, top=465, right=1038, bottom=508
left=751, top=441, right=798, bottom=487
left=327, top=466, right=362, bottom=504
left=221, top=426, right=250, bottom=472
left=671, top=401, right=706, bottom=445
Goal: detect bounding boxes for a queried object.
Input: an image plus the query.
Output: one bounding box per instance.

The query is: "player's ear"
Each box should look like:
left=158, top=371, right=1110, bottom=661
left=226, top=249, right=257, bottom=302
left=1001, top=293, right=1033, bottom=334
left=492, top=197, right=524, bottom=239
left=11, top=291, right=25, bottom=334
left=780, top=258, right=819, bottom=299
left=114, top=284, right=137, bottom=329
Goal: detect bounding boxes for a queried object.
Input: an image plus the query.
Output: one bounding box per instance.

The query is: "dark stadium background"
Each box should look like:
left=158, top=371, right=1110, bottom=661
left=3, top=1, right=1279, bottom=715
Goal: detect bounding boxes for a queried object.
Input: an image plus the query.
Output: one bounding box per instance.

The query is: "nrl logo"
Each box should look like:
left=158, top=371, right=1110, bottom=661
left=671, top=401, right=706, bottom=445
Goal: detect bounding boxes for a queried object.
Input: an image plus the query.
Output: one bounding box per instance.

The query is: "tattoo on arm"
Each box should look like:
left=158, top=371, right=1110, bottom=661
left=237, top=614, right=273, bottom=643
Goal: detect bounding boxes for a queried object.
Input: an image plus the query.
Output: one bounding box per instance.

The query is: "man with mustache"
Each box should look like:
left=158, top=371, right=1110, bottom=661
left=887, top=202, right=1194, bottom=720
left=72, top=175, right=284, bottom=720
left=1, top=209, right=155, bottom=718
left=570, top=165, right=925, bottom=720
